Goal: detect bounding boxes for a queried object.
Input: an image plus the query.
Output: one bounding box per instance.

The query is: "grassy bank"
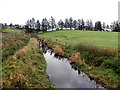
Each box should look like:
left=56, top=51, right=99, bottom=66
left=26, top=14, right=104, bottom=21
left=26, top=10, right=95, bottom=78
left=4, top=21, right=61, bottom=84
left=2, top=28, right=39, bottom=62
left=38, top=30, right=119, bottom=89
left=2, top=33, right=30, bottom=62
left=2, top=28, right=55, bottom=88
left=2, top=37, right=55, bottom=88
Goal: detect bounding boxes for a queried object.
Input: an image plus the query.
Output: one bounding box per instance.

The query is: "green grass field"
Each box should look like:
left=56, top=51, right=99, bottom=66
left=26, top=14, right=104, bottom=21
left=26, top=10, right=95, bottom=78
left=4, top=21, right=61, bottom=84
left=38, top=30, right=118, bottom=49
left=3, top=28, right=24, bottom=34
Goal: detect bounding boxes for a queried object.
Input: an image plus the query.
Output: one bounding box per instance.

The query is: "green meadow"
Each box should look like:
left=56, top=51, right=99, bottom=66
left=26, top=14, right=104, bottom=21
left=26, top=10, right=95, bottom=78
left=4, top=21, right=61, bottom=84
left=38, top=30, right=118, bottom=49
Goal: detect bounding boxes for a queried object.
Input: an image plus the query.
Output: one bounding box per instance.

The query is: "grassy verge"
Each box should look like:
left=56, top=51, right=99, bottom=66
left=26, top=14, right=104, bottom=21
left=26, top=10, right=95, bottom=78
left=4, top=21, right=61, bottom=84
left=38, top=30, right=119, bottom=89
left=2, top=33, right=30, bottom=62
left=2, top=38, right=55, bottom=88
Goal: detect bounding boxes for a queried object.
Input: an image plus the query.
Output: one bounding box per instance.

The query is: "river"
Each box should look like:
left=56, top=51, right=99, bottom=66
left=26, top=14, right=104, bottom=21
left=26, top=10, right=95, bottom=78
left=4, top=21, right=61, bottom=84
left=41, top=46, right=106, bottom=89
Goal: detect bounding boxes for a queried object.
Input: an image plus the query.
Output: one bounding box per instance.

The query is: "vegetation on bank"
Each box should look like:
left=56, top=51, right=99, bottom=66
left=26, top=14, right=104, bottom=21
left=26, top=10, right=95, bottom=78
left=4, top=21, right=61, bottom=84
left=2, top=33, right=30, bottom=62
left=2, top=29, right=55, bottom=88
left=38, top=30, right=120, bottom=88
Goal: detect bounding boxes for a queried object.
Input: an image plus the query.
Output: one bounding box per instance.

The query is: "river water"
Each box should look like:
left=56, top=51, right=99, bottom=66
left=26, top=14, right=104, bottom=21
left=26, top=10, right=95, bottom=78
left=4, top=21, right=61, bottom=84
left=41, top=46, right=106, bottom=89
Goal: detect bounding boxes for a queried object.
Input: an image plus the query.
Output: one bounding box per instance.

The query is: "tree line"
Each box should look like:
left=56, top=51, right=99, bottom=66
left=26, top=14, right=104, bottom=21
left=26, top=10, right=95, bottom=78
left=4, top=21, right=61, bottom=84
left=2, top=16, right=120, bottom=32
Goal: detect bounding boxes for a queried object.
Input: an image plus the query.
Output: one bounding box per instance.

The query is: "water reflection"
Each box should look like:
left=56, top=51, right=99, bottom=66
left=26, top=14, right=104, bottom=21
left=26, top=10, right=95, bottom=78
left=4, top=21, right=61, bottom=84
left=41, top=45, right=81, bottom=75
left=41, top=45, right=106, bottom=89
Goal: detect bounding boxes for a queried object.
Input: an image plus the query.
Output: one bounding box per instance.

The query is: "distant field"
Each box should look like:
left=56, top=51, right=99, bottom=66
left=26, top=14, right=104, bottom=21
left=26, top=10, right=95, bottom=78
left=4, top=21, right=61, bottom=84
left=38, top=30, right=118, bottom=49
left=3, top=28, right=24, bottom=34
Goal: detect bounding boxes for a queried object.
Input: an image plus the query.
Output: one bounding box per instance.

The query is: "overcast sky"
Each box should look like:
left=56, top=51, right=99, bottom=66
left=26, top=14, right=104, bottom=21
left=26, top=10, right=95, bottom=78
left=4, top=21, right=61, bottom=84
left=0, top=0, right=119, bottom=25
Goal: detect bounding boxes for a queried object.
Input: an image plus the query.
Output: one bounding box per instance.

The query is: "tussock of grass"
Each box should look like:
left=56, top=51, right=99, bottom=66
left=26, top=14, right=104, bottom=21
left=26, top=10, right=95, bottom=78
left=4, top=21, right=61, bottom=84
left=52, top=45, right=65, bottom=57
left=2, top=38, right=55, bottom=88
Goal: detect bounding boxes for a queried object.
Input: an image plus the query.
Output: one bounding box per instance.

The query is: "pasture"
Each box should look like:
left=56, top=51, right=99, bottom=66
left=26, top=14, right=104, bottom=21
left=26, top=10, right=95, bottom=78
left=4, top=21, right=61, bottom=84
left=38, top=30, right=118, bottom=49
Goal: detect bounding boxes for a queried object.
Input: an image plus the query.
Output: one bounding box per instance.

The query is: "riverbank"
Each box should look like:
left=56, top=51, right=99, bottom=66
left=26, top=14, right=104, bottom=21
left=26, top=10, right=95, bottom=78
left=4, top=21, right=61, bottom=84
left=2, top=31, right=55, bottom=88
left=39, top=38, right=119, bottom=89
left=38, top=30, right=119, bottom=89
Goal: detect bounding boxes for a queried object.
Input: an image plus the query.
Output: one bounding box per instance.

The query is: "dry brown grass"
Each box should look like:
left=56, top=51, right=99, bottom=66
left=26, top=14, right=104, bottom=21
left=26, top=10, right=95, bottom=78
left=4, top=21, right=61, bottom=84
left=52, top=45, right=64, bottom=57
left=69, top=52, right=80, bottom=63
left=18, top=46, right=29, bottom=55
left=9, top=55, right=17, bottom=62
left=4, top=71, right=28, bottom=88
